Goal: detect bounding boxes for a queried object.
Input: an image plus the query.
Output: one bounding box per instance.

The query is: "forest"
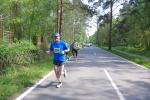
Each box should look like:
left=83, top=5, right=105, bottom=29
left=89, top=0, right=150, bottom=51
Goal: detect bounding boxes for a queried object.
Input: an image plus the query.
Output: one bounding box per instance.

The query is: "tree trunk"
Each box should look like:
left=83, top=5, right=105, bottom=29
left=108, top=0, right=113, bottom=50
left=142, top=31, right=150, bottom=50
left=43, top=36, right=49, bottom=50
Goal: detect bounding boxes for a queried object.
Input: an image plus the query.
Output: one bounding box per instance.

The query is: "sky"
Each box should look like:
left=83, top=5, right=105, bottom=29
left=81, top=0, right=126, bottom=37
left=69, top=0, right=73, bottom=3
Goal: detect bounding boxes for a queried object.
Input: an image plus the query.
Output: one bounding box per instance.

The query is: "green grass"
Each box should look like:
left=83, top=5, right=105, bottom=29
left=0, top=56, right=53, bottom=100
left=106, top=49, right=150, bottom=69
left=100, top=46, right=150, bottom=68
left=115, top=46, right=150, bottom=58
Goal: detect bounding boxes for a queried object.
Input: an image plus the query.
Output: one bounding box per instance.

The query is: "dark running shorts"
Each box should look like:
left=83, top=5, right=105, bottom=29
left=53, top=60, right=64, bottom=66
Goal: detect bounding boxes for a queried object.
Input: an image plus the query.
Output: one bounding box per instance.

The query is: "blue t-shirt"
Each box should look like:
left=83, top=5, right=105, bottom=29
left=50, top=40, right=68, bottom=62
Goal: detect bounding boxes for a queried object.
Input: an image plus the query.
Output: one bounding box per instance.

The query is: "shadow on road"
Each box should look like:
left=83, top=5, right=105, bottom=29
left=37, top=81, right=58, bottom=88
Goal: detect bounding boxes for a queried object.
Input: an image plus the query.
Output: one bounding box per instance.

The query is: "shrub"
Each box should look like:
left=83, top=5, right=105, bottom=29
left=0, top=40, right=10, bottom=69
left=0, top=40, right=40, bottom=70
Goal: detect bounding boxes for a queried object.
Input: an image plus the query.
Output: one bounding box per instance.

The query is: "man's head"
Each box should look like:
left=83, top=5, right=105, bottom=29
left=54, top=32, right=60, bottom=42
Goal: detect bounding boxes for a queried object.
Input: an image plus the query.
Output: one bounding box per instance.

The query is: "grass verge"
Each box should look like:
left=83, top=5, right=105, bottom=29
left=114, top=46, right=150, bottom=58
left=0, top=56, right=53, bottom=100
left=108, top=49, right=150, bottom=68
left=100, top=46, right=150, bottom=69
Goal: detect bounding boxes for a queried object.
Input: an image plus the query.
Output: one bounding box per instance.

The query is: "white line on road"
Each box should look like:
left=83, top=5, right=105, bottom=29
left=104, top=69, right=125, bottom=100
left=16, top=71, right=54, bottom=100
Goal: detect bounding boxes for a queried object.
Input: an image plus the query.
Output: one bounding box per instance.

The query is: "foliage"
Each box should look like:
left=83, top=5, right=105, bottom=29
left=112, top=0, right=150, bottom=50
left=0, top=40, right=40, bottom=69
left=111, top=49, right=150, bottom=68
left=62, top=0, right=88, bottom=44
left=101, top=47, right=150, bottom=68
left=115, top=46, right=150, bottom=58
left=1, top=0, right=55, bottom=42
left=89, top=0, right=150, bottom=51
left=0, top=40, right=10, bottom=69
left=0, top=56, right=53, bottom=100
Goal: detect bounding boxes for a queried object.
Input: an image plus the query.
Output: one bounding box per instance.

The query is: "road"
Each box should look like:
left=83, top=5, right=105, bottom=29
left=16, top=46, right=150, bottom=100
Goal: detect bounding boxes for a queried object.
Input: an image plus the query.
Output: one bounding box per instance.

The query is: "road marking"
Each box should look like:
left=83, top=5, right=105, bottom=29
left=104, top=69, right=125, bottom=100
left=16, top=71, right=54, bottom=100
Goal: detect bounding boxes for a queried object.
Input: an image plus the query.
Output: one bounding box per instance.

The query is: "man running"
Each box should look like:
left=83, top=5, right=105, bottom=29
left=70, top=40, right=79, bottom=61
left=48, top=32, right=69, bottom=88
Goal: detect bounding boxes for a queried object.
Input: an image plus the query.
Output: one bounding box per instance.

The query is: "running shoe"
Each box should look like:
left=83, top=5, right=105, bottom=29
left=56, top=82, right=62, bottom=88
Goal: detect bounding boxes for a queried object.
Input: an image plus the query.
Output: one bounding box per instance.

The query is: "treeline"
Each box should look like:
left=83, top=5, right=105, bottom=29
left=0, top=0, right=56, bottom=69
left=0, top=0, right=56, bottom=47
left=0, top=0, right=88, bottom=48
left=0, top=0, right=88, bottom=69
left=90, top=0, right=150, bottom=50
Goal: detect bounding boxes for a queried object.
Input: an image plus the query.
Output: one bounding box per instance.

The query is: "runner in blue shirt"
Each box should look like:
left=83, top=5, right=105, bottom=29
left=48, top=32, right=69, bottom=88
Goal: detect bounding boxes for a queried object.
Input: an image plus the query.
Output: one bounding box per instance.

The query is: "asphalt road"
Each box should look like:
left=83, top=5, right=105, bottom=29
left=16, top=46, right=150, bottom=100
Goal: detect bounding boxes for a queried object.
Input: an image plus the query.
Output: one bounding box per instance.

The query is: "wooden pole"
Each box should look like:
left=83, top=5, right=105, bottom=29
left=59, top=0, right=63, bottom=36
left=56, top=0, right=59, bottom=33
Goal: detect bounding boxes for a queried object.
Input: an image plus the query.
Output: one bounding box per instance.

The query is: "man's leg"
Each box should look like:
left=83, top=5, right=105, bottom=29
left=75, top=50, right=78, bottom=61
left=72, top=49, right=75, bottom=57
left=60, top=64, right=67, bottom=78
left=56, top=64, right=64, bottom=88
left=73, top=49, right=76, bottom=61
left=76, top=50, right=78, bottom=57
left=54, top=64, right=66, bottom=80
left=54, top=65, right=61, bottom=82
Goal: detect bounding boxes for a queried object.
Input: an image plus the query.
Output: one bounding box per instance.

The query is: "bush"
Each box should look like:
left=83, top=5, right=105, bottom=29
left=0, top=40, right=40, bottom=70
left=0, top=40, right=10, bottom=69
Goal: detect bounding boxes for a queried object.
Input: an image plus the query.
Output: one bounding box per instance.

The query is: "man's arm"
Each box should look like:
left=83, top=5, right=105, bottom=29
left=61, top=48, right=70, bottom=55
left=65, top=47, right=70, bottom=52
left=46, top=50, right=53, bottom=56
left=61, top=42, right=70, bottom=55
left=46, top=42, right=54, bottom=56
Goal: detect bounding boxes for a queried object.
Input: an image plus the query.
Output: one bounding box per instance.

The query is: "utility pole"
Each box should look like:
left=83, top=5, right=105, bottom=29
left=56, top=0, right=63, bottom=37
left=59, top=0, right=63, bottom=35
left=108, top=0, right=113, bottom=50
left=56, top=0, right=59, bottom=33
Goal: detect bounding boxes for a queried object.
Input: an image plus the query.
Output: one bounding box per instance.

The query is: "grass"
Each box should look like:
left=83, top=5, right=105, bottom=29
left=101, top=46, right=150, bottom=69
left=114, top=46, right=150, bottom=58
left=100, top=46, right=150, bottom=68
left=111, top=50, right=150, bottom=68
left=0, top=56, right=53, bottom=100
